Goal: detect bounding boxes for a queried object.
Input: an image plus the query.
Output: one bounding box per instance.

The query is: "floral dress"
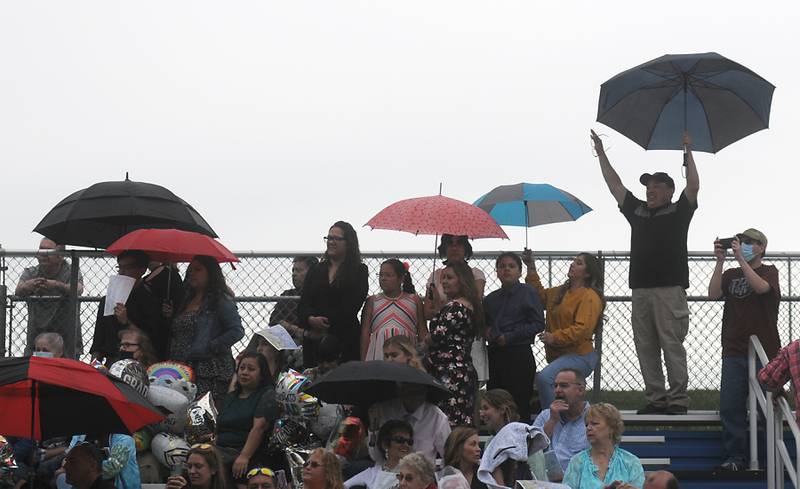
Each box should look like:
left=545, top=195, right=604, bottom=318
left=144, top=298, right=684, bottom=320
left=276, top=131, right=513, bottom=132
left=426, top=300, right=477, bottom=426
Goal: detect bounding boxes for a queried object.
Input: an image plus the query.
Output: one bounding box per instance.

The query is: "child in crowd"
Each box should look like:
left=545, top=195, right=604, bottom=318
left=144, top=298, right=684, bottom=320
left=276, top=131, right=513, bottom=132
left=361, top=259, right=426, bottom=361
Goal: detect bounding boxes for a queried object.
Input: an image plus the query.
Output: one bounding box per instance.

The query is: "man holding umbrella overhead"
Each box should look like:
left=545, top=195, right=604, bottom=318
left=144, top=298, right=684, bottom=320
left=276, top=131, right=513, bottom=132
left=591, top=130, right=698, bottom=415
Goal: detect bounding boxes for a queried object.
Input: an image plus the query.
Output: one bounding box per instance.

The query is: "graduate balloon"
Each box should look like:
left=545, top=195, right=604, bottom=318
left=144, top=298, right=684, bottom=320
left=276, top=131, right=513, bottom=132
left=275, top=370, right=319, bottom=421
left=147, top=385, right=190, bottom=434
left=109, top=359, right=149, bottom=397
left=150, top=433, right=190, bottom=468
left=184, top=392, right=218, bottom=445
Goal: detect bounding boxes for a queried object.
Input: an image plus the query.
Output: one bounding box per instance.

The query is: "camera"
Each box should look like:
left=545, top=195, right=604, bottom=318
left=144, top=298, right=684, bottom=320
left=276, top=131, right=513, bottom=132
left=718, top=237, right=736, bottom=249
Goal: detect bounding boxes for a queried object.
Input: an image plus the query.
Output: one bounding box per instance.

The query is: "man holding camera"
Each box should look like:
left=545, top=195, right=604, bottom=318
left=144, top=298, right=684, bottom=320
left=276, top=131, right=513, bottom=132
left=708, top=228, right=780, bottom=471
left=592, top=130, right=698, bottom=415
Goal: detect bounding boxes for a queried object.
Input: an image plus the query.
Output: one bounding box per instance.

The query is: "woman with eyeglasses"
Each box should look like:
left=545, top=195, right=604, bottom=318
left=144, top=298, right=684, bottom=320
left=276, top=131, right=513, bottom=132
left=443, top=427, right=483, bottom=489
left=345, top=420, right=414, bottom=489
left=246, top=468, right=276, bottom=489
left=522, top=250, right=605, bottom=410
left=298, top=221, right=369, bottom=367
left=425, top=261, right=483, bottom=426
left=117, top=328, right=158, bottom=367
left=396, top=453, right=436, bottom=489
left=302, top=448, right=345, bottom=489
left=216, top=352, right=280, bottom=489
left=165, top=443, right=229, bottom=489
left=360, top=259, right=426, bottom=361
left=169, top=255, right=245, bottom=404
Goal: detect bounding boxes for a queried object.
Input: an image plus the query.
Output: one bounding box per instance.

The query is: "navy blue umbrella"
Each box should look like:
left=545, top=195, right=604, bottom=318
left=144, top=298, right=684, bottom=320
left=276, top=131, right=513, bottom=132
left=473, top=183, right=592, bottom=248
left=597, top=52, right=774, bottom=159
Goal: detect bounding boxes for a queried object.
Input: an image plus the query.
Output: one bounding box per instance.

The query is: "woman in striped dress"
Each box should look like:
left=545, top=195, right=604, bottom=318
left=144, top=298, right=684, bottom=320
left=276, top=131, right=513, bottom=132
left=361, top=259, right=426, bottom=361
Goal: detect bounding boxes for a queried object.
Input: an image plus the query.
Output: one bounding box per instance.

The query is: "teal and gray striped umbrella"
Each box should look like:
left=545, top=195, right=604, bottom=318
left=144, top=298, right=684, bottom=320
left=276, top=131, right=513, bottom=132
left=473, top=183, right=592, bottom=247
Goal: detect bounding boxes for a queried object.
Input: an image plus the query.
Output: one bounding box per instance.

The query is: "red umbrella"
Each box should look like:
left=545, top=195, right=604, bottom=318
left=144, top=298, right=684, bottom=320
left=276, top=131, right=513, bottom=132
left=105, top=228, right=239, bottom=263
left=365, top=195, right=508, bottom=239
left=0, top=357, right=164, bottom=440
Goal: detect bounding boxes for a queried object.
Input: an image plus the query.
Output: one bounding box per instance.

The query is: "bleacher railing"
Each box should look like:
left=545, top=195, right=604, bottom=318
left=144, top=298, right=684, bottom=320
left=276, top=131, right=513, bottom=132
left=4, top=248, right=800, bottom=393
left=748, top=334, right=800, bottom=489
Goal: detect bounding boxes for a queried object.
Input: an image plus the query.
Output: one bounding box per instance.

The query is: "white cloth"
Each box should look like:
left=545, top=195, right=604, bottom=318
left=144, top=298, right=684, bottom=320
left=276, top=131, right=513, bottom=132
left=477, top=423, right=550, bottom=489
left=345, top=465, right=398, bottom=489
left=368, top=400, right=451, bottom=464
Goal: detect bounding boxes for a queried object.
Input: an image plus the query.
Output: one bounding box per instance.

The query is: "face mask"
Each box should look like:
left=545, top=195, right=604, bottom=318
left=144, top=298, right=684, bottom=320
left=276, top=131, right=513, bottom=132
left=118, top=350, right=136, bottom=360
left=33, top=351, right=54, bottom=358
left=741, top=243, right=757, bottom=262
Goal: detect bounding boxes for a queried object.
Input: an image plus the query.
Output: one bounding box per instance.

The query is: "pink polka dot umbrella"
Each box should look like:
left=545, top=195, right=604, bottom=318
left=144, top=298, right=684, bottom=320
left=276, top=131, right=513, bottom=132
left=365, top=194, right=508, bottom=239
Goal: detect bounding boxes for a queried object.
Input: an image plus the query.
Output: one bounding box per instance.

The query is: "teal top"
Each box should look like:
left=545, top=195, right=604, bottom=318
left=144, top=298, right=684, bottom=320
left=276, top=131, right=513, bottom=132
left=562, top=447, right=644, bottom=489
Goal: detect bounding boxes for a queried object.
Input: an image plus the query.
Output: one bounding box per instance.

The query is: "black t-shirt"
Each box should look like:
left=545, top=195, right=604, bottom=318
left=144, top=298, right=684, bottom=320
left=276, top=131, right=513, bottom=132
left=620, top=190, right=696, bottom=289
left=721, top=264, right=781, bottom=358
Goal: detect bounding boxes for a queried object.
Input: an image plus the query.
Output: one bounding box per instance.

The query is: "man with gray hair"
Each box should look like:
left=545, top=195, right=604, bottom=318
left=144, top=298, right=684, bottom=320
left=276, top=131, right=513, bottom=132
left=16, top=238, right=84, bottom=358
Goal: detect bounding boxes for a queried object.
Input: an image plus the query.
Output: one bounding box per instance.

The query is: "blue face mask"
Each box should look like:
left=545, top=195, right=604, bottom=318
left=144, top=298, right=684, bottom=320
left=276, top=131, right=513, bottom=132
left=33, top=351, right=54, bottom=358
left=740, top=243, right=757, bottom=262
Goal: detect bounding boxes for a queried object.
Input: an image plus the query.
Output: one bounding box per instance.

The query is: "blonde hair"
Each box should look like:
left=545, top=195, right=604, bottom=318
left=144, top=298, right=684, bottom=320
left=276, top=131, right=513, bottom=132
left=308, top=448, right=344, bottom=489
left=586, top=403, right=624, bottom=445
left=382, top=335, right=426, bottom=372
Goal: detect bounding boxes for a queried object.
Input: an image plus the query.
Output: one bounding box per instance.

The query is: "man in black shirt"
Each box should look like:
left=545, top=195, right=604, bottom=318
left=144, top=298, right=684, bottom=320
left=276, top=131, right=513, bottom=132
left=90, top=250, right=164, bottom=364
left=592, top=130, right=699, bottom=415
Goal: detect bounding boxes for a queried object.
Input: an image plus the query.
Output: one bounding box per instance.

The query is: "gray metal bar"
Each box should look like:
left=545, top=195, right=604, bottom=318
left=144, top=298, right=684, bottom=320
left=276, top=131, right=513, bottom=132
left=0, top=284, right=6, bottom=357
left=592, top=251, right=605, bottom=403
left=68, top=252, right=80, bottom=359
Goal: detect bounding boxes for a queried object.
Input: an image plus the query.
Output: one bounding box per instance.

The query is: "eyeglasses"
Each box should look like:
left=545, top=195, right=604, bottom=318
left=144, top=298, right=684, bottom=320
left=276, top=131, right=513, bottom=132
left=323, top=235, right=346, bottom=242
left=247, top=468, right=275, bottom=478
left=551, top=382, right=583, bottom=389
left=116, top=263, right=142, bottom=272
left=397, top=473, right=415, bottom=483
left=303, top=460, right=322, bottom=469
left=390, top=436, right=414, bottom=446
left=119, top=342, right=140, bottom=349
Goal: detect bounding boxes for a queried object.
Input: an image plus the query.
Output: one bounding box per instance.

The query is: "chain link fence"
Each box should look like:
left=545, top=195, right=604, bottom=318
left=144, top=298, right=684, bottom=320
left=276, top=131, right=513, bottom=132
left=2, top=248, right=799, bottom=392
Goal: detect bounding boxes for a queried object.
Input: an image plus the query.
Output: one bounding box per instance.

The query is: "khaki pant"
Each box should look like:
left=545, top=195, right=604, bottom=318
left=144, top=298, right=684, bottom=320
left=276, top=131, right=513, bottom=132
left=631, top=286, right=690, bottom=408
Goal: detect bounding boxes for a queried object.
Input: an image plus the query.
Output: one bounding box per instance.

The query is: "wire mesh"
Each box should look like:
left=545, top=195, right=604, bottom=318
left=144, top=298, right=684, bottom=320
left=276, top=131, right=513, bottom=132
left=2, top=249, right=797, bottom=391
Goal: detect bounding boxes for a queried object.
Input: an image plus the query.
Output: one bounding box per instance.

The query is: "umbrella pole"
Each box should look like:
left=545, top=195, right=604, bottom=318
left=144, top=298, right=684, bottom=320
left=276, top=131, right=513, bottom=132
left=524, top=200, right=529, bottom=250
left=683, top=76, right=689, bottom=169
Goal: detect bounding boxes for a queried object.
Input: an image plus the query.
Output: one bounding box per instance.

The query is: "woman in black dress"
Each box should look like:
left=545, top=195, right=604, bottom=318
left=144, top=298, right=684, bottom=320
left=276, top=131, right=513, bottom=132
left=298, top=221, right=369, bottom=366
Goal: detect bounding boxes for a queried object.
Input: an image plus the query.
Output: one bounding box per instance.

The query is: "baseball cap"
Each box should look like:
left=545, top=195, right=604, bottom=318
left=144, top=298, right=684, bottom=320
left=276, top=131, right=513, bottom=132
left=639, top=172, right=675, bottom=189
left=740, top=228, right=767, bottom=246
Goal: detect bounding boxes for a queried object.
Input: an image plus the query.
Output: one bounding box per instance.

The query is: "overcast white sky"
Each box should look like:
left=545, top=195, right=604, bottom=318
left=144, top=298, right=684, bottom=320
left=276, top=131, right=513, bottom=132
left=1, top=1, right=798, bottom=254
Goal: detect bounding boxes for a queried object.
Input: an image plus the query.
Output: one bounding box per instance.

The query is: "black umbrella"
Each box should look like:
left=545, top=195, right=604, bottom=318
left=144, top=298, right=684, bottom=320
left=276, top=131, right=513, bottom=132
left=597, top=52, right=775, bottom=161
left=305, top=360, right=452, bottom=405
left=33, top=175, right=217, bottom=248
left=0, top=357, right=164, bottom=440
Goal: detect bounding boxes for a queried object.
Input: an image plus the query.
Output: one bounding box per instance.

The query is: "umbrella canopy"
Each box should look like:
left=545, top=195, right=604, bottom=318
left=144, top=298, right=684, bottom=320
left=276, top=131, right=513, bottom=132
left=305, top=360, right=452, bottom=405
left=0, top=357, right=164, bottom=440
left=473, top=183, right=592, bottom=247
left=597, top=52, right=775, bottom=153
left=34, top=177, right=217, bottom=248
left=106, top=229, right=239, bottom=263
left=365, top=195, right=508, bottom=239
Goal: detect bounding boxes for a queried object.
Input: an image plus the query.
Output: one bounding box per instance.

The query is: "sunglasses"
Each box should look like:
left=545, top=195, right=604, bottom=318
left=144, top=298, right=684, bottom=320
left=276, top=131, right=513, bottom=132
left=390, top=436, right=414, bottom=446
left=247, top=467, right=275, bottom=478
left=303, top=460, right=322, bottom=469
left=323, top=235, right=346, bottom=242
left=191, top=443, right=214, bottom=452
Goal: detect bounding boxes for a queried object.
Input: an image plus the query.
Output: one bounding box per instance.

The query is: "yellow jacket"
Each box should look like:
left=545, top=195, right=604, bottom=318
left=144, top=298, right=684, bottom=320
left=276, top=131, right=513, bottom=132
left=525, top=270, right=602, bottom=363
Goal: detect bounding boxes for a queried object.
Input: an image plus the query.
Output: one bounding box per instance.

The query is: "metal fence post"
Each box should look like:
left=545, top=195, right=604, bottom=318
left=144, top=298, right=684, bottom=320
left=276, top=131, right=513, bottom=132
left=68, top=251, right=81, bottom=359
left=592, top=251, right=605, bottom=402
left=1, top=248, right=6, bottom=357
left=789, top=257, right=793, bottom=341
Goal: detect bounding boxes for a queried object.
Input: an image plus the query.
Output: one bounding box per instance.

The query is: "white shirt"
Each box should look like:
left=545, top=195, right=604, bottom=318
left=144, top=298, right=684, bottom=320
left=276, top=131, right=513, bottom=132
left=369, top=400, right=451, bottom=464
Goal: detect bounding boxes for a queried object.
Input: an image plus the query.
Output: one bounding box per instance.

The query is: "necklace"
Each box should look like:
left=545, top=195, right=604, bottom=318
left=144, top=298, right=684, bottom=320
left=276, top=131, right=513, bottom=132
left=383, top=291, right=403, bottom=300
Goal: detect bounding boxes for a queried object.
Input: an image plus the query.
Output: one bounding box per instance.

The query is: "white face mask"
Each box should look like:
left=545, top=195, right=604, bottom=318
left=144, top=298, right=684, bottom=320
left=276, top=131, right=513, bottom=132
left=33, top=351, right=54, bottom=358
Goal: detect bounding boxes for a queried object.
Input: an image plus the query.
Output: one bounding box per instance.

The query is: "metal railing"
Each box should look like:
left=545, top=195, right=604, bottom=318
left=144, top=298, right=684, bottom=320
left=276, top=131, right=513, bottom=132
left=4, top=247, right=800, bottom=392
left=748, top=334, right=800, bottom=489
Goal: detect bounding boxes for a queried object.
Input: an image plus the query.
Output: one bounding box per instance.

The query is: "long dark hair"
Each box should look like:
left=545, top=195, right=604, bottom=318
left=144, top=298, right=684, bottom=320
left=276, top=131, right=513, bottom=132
left=554, top=253, right=605, bottom=311
left=444, top=261, right=485, bottom=336
left=234, top=351, right=272, bottom=394
left=325, top=221, right=363, bottom=286
left=438, top=234, right=473, bottom=262
left=182, top=255, right=232, bottom=312
left=381, top=258, right=415, bottom=294
left=444, top=426, right=478, bottom=468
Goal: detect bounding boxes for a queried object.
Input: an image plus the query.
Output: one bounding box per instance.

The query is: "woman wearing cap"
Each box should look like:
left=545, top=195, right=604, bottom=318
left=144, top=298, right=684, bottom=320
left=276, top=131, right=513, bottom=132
left=424, top=235, right=486, bottom=320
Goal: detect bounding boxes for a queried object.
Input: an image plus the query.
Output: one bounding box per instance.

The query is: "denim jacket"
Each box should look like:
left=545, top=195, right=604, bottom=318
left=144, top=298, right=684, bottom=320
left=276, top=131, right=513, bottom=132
left=188, top=294, right=245, bottom=360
